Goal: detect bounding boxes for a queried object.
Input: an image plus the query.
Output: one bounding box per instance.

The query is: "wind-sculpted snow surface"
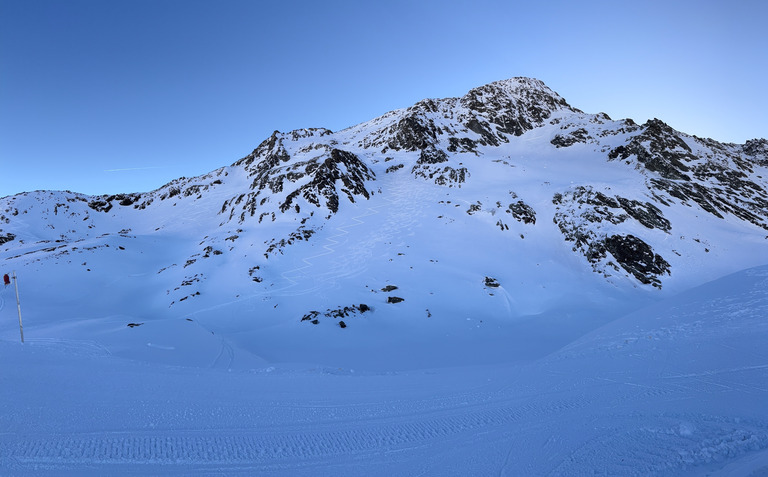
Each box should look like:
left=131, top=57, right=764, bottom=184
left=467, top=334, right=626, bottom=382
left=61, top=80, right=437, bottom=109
left=1, top=265, right=766, bottom=475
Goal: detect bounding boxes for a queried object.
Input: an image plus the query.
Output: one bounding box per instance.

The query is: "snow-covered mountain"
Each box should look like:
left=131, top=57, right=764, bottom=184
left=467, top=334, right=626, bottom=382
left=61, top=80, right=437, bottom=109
left=1, top=76, right=767, bottom=367
left=2, top=77, right=768, bottom=476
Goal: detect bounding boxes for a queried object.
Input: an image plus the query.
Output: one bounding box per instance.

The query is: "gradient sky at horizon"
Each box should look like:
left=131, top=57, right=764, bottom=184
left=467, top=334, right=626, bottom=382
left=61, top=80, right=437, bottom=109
left=1, top=0, right=766, bottom=197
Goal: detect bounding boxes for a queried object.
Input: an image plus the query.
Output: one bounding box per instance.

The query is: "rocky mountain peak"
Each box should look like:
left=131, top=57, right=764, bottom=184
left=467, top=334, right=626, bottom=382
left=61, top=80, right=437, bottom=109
left=455, top=77, right=580, bottom=143
left=349, top=77, right=583, bottom=162
left=461, top=77, right=579, bottom=120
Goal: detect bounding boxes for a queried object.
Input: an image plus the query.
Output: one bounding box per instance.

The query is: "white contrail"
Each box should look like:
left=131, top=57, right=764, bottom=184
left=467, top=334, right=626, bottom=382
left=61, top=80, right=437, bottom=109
left=104, top=166, right=164, bottom=172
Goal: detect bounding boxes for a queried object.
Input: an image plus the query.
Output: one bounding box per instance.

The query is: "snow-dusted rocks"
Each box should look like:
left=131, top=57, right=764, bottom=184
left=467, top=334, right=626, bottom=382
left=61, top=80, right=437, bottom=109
left=226, top=131, right=375, bottom=223
left=608, top=119, right=768, bottom=230
left=459, top=77, right=579, bottom=139
left=743, top=137, right=768, bottom=165
left=553, top=186, right=672, bottom=288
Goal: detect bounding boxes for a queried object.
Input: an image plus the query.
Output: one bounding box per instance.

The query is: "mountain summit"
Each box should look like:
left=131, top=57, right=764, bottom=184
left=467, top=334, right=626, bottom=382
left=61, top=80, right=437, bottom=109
left=1, top=77, right=767, bottom=368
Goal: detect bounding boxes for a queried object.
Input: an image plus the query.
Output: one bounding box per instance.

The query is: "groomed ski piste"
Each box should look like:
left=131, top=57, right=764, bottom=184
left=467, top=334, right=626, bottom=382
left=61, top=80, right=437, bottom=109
left=1, top=264, right=767, bottom=476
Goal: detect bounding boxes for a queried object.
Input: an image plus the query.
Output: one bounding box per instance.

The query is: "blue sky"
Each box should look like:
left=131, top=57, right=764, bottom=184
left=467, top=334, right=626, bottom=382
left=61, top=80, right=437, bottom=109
left=1, top=0, right=766, bottom=197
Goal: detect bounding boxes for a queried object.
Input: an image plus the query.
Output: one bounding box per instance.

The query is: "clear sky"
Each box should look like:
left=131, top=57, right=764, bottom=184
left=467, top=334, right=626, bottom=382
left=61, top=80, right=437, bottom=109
left=1, top=0, right=766, bottom=197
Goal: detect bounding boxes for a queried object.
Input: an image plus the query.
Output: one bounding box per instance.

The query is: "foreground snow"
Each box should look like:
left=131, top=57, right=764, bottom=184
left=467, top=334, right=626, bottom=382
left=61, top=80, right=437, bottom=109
left=1, top=264, right=766, bottom=476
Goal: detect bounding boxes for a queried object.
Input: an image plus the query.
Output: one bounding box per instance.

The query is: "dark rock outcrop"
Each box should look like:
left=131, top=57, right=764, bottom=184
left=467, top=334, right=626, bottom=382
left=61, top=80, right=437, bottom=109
left=554, top=186, right=672, bottom=287
left=300, top=304, right=371, bottom=327
left=551, top=128, right=590, bottom=148
left=608, top=119, right=695, bottom=181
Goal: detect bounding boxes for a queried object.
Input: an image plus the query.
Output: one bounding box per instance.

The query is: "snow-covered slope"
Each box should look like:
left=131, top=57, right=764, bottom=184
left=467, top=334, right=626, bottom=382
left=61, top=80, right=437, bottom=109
left=1, top=263, right=766, bottom=475
left=0, top=77, right=767, bottom=474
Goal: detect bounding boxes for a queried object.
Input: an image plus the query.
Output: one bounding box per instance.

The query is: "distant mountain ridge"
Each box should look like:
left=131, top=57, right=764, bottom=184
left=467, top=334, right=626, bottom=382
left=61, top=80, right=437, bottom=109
left=2, top=77, right=767, bottom=336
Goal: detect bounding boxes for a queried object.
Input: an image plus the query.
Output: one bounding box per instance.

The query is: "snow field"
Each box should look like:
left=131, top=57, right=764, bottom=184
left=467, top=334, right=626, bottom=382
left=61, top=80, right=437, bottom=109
left=1, top=264, right=767, bottom=475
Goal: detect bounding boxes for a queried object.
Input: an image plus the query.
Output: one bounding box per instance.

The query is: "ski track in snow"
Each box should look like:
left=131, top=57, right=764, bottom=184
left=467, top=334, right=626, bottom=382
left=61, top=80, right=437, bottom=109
left=17, top=338, right=112, bottom=357
left=209, top=338, right=235, bottom=370
left=0, top=388, right=590, bottom=472
left=180, top=174, right=431, bottom=321
left=549, top=416, right=768, bottom=477
left=276, top=174, right=432, bottom=297
left=275, top=198, right=386, bottom=295
left=3, top=362, right=768, bottom=475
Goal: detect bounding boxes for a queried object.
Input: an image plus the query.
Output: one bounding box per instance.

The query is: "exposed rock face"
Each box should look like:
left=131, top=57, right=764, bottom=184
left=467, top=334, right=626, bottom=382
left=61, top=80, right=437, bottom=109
left=554, top=186, right=672, bottom=287
left=743, top=138, right=768, bottom=166
left=385, top=114, right=440, bottom=152
left=87, top=193, right=145, bottom=213
left=223, top=130, right=375, bottom=223
left=278, top=149, right=374, bottom=214
left=412, top=164, right=469, bottom=187
left=352, top=77, right=579, bottom=188
left=507, top=201, right=536, bottom=225
left=301, top=304, right=371, bottom=327
left=554, top=187, right=671, bottom=233
left=551, top=128, right=590, bottom=148
left=608, top=119, right=696, bottom=181
left=0, top=232, right=15, bottom=245
left=605, top=120, right=768, bottom=231
left=602, top=234, right=670, bottom=287
left=410, top=145, right=469, bottom=187
left=459, top=78, right=579, bottom=140
left=265, top=226, right=316, bottom=257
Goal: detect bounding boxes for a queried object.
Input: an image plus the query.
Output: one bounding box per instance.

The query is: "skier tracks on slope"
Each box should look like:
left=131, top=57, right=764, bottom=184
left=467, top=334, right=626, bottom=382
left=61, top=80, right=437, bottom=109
left=548, top=414, right=768, bottom=477
left=276, top=174, right=433, bottom=296
left=209, top=339, right=235, bottom=370
left=13, top=338, right=112, bottom=357
left=181, top=174, right=434, bottom=314
left=277, top=198, right=387, bottom=293
left=0, top=396, right=587, bottom=471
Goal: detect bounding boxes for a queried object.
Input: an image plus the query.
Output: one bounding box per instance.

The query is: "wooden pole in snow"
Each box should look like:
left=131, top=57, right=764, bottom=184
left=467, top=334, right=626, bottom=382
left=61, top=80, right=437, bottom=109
left=12, top=271, right=23, bottom=343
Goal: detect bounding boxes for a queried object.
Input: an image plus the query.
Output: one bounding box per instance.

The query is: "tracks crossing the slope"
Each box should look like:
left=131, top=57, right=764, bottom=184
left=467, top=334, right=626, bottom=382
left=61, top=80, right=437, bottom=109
left=181, top=174, right=435, bottom=321
left=275, top=174, right=435, bottom=297
left=4, top=302, right=768, bottom=476
left=0, top=393, right=588, bottom=471
left=6, top=369, right=763, bottom=475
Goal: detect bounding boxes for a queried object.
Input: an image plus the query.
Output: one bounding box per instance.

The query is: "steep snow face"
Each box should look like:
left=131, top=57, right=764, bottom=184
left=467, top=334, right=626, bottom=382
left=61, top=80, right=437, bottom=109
left=1, top=77, right=767, bottom=370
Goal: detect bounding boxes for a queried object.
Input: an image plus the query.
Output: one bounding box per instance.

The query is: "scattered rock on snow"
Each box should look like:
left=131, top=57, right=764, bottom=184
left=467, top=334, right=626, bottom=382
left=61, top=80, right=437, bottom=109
left=300, top=304, right=371, bottom=326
